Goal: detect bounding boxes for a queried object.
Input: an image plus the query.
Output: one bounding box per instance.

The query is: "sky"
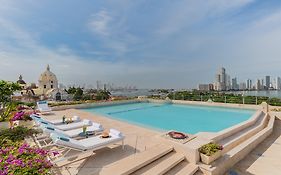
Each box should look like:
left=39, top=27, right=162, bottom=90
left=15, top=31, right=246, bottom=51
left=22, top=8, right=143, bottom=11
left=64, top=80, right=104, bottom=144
left=1, top=0, right=281, bottom=89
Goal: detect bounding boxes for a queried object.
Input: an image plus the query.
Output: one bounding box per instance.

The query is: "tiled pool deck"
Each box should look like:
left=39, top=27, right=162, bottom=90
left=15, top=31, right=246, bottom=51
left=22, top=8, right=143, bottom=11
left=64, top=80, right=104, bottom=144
left=44, top=108, right=167, bottom=175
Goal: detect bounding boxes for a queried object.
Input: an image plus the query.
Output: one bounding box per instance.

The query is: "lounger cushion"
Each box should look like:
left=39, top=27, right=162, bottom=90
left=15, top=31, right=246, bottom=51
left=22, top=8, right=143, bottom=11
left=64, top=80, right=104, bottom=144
left=54, top=119, right=92, bottom=131
left=110, top=129, right=122, bottom=137
left=43, top=125, right=103, bottom=138
left=78, top=134, right=123, bottom=150
left=83, top=119, right=92, bottom=125
left=73, top=116, right=80, bottom=121
left=92, top=122, right=102, bottom=129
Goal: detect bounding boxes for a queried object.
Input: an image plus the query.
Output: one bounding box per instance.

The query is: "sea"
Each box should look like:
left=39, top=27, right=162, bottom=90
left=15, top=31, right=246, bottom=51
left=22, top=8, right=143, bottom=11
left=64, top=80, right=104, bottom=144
left=110, top=89, right=281, bottom=99
left=110, top=89, right=154, bottom=97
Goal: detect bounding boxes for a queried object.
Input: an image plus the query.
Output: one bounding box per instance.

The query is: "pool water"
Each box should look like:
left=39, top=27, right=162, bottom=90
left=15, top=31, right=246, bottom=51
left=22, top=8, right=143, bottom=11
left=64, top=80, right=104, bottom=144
left=82, top=102, right=255, bottom=134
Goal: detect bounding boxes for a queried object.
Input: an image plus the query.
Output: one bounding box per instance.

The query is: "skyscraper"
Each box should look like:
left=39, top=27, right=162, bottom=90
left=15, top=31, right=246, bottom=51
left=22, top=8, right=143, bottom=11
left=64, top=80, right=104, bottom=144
left=256, top=79, right=261, bottom=90
left=246, top=79, right=252, bottom=90
left=265, top=76, right=270, bottom=89
left=214, top=67, right=226, bottom=91
left=276, top=77, right=281, bottom=90
left=231, top=78, right=238, bottom=90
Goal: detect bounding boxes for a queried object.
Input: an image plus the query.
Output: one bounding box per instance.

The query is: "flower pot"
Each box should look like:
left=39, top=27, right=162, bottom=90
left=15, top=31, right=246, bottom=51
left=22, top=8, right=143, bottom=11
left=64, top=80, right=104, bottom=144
left=13, top=120, right=34, bottom=128
left=0, top=121, right=10, bottom=130
left=200, top=151, right=221, bottom=165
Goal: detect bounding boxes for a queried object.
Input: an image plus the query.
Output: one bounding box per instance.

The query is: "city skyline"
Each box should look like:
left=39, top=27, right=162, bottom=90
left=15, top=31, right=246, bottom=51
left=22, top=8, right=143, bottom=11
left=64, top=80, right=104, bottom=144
left=199, top=66, right=281, bottom=91
left=1, top=1, right=281, bottom=88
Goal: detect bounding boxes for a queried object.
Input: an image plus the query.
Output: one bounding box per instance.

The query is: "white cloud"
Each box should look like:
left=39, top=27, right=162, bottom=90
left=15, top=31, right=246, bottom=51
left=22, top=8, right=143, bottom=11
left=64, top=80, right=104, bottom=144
left=155, top=0, right=255, bottom=36
left=88, top=10, right=112, bottom=36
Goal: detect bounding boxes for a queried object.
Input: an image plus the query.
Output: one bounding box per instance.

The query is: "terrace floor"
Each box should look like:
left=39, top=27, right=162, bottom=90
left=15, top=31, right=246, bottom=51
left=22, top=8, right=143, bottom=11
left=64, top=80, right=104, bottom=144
left=43, top=109, right=167, bottom=175
left=231, top=116, right=281, bottom=175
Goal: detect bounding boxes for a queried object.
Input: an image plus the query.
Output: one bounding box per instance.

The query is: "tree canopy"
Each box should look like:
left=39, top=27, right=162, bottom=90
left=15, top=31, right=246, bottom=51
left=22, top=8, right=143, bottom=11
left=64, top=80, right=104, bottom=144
left=0, top=80, right=21, bottom=121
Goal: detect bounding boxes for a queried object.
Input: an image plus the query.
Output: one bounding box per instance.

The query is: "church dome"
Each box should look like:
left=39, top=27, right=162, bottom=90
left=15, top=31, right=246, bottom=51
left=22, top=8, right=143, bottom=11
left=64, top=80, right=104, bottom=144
left=38, top=65, right=58, bottom=83
left=38, top=65, right=59, bottom=95
left=17, top=75, right=26, bottom=84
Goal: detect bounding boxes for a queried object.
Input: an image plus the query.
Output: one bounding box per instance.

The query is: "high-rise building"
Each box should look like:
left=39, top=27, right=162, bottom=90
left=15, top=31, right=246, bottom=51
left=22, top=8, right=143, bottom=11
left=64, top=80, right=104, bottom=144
left=226, top=74, right=231, bottom=90
left=265, top=76, right=270, bottom=89
left=246, top=79, right=252, bottom=90
left=239, top=82, right=247, bottom=90
left=214, top=67, right=226, bottom=91
left=256, top=79, right=261, bottom=90
left=96, top=80, right=102, bottom=90
left=276, top=77, right=281, bottom=90
left=231, top=78, right=239, bottom=90
left=261, top=79, right=264, bottom=90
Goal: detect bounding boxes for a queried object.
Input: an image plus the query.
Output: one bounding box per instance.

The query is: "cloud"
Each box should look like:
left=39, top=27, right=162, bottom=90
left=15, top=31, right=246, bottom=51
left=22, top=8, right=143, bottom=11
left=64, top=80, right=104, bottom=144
left=155, top=0, right=255, bottom=36
left=1, top=0, right=281, bottom=89
left=88, top=10, right=112, bottom=36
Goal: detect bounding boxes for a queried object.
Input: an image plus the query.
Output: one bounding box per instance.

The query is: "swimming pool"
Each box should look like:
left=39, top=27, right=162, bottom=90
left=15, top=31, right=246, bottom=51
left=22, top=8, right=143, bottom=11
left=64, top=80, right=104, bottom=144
left=82, top=102, right=256, bottom=134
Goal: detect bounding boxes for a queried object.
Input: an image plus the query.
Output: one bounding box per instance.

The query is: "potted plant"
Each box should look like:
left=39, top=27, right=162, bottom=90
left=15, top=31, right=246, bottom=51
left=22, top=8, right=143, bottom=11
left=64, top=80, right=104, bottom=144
left=199, top=142, right=223, bottom=165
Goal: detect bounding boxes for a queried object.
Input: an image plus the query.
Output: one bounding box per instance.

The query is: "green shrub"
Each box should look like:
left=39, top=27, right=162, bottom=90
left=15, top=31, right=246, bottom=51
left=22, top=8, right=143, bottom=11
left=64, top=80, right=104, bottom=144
left=0, top=126, right=41, bottom=142
left=199, top=143, right=223, bottom=156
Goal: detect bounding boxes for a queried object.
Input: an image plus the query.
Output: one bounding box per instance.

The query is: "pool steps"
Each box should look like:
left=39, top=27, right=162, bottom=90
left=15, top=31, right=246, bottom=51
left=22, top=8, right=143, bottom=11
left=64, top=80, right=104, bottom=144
left=218, top=112, right=268, bottom=153
left=199, top=113, right=275, bottom=175
left=100, top=144, right=199, bottom=175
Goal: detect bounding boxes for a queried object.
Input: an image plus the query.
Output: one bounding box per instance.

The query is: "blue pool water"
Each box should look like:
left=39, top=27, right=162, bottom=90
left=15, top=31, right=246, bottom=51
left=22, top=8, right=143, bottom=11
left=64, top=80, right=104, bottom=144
left=82, top=103, right=256, bottom=134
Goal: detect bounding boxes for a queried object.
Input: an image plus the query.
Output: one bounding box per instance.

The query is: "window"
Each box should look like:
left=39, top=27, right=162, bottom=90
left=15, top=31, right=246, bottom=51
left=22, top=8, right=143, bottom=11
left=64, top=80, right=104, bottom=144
left=51, top=81, right=53, bottom=83
left=44, top=85, right=46, bottom=89
left=51, top=85, right=53, bottom=88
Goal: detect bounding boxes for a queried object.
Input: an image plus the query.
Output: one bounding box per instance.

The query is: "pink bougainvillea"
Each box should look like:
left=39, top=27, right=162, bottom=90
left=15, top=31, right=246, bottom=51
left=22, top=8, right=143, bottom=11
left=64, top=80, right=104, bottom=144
left=0, top=142, right=58, bottom=175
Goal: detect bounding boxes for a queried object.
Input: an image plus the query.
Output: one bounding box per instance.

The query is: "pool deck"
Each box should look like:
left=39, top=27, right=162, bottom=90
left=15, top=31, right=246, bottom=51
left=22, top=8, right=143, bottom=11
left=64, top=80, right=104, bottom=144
left=44, top=108, right=169, bottom=175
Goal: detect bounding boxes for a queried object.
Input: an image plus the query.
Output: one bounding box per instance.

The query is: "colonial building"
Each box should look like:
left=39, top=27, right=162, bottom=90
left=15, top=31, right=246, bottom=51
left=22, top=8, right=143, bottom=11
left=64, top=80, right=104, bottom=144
left=37, top=65, right=59, bottom=95
left=15, top=65, right=68, bottom=101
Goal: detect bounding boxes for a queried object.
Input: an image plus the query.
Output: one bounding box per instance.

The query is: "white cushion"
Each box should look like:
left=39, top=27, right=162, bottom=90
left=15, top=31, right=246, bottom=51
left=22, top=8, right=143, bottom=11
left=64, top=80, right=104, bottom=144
left=110, top=129, right=122, bottom=137
left=83, top=119, right=92, bottom=125
left=72, top=115, right=80, bottom=121
left=92, top=122, right=102, bottom=129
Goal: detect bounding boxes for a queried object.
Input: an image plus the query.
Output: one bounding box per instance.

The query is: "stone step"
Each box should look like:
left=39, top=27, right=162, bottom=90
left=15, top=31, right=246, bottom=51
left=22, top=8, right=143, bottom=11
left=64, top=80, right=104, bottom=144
left=174, top=163, right=199, bottom=175
left=141, top=153, right=185, bottom=175
left=100, top=144, right=174, bottom=175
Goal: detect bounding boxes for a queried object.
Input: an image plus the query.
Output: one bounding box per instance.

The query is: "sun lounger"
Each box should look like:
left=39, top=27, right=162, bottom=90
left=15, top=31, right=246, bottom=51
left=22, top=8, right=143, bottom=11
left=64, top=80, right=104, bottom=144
left=31, top=114, right=81, bottom=125
left=37, top=101, right=52, bottom=114
left=49, top=129, right=125, bottom=151
left=34, top=122, right=104, bottom=148
left=39, top=129, right=125, bottom=171
left=39, top=119, right=93, bottom=131
left=42, top=123, right=104, bottom=138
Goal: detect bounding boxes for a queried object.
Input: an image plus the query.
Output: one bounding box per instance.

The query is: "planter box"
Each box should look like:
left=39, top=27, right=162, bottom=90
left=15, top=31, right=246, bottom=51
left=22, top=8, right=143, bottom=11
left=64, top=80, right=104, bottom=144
left=200, top=151, right=222, bottom=165
left=0, top=121, right=10, bottom=130
left=13, top=120, right=34, bottom=128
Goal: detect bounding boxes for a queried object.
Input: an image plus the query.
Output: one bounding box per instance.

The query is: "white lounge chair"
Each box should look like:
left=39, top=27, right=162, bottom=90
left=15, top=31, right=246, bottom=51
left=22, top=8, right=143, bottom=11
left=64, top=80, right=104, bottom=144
left=34, top=123, right=104, bottom=148
left=31, top=114, right=81, bottom=125
left=42, top=123, right=103, bottom=138
left=49, top=129, right=125, bottom=151
left=37, top=101, right=52, bottom=114
left=40, top=129, right=125, bottom=170
left=39, top=119, right=93, bottom=131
